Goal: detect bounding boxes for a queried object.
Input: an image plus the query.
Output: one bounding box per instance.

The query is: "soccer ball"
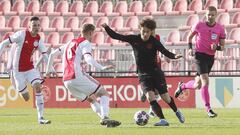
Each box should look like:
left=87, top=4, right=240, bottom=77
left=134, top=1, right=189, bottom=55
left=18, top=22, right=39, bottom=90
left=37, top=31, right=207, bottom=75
left=134, top=110, right=149, bottom=126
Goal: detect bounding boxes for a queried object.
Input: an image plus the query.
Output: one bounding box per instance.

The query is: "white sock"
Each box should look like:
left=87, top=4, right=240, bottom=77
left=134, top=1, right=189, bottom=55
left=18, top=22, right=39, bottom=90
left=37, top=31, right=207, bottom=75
left=90, top=101, right=101, bottom=118
left=149, top=106, right=153, bottom=113
left=100, top=96, right=109, bottom=119
left=35, top=92, right=44, bottom=120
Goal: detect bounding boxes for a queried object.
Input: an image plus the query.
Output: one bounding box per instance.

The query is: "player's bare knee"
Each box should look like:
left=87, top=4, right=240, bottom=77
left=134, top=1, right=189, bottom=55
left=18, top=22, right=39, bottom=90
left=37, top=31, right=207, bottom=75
left=146, top=91, right=156, bottom=102
left=160, top=93, right=171, bottom=103
left=195, top=82, right=202, bottom=89
left=95, top=86, right=109, bottom=97
left=22, top=93, right=30, bottom=101
left=33, top=83, right=42, bottom=93
left=86, top=96, right=94, bottom=103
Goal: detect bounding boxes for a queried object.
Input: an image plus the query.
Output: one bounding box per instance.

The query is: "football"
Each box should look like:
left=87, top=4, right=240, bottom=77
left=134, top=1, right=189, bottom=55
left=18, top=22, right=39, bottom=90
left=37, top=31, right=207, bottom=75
left=134, top=110, right=149, bottom=126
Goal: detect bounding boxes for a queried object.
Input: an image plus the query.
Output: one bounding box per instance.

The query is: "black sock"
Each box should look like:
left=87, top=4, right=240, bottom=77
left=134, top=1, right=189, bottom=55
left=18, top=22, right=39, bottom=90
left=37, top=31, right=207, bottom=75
left=167, top=97, right=178, bottom=112
left=150, top=100, right=165, bottom=119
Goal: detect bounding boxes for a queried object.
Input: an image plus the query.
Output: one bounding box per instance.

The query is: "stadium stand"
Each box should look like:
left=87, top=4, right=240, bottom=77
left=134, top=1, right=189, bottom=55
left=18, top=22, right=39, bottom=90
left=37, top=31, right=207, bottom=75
left=21, top=16, right=31, bottom=28
left=231, top=12, right=240, bottom=25
left=160, top=0, right=173, bottom=12
left=179, top=14, right=199, bottom=31
left=60, top=32, right=74, bottom=44
left=39, top=16, right=55, bottom=32
left=68, top=0, right=88, bottom=16
left=129, top=0, right=149, bottom=16
left=92, top=32, right=105, bottom=46
left=64, top=16, right=80, bottom=32
left=80, top=16, right=94, bottom=26
left=219, top=0, right=234, bottom=11
left=0, top=0, right=17, bottom=15
left=143, top=0, right=158, bottom=14
left=99, top=1, right=116, bottom=16
left=188, top=0, right=203, bottom=13
left=114, top=1, right=129, bottom=16
left=46, top=32, right=60, bottom=47
left=55, top=0, right=69, bottom=15
left=166, top=30, right=181, bottom=45
left=96, top=16, right=109, bottom=28
left=26, top=0, right=40, bottom=14
left=85, top=0, right=104, bottom=16
left=7, top=16, right=21, bottom=31
left=110, top=16, right=124, bottom=31
left=122, top=15, right=139, bottom=31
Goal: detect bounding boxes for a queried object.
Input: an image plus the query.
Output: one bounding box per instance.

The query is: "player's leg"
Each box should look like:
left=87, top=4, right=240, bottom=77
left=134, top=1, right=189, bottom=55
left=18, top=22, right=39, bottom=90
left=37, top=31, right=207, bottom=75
left=200, top=73, right=217, bottom=118
left=155, top=70, right=185, bottom=123
left=70, top=74, right=120, bottom=127
left=87, top=95, right=101, bottom=118
left=174, top=75, right=201, bottom=98
left=27, top=69, right=50, bottom=124
left=146, top=91, right=169, bottom=126
left=95, top=86, right=121, bottom=127
left=148, top=90, right=160, bottom=118
left=160, top=92, right=185, bottom=123
left=12, top=70, right=30, bottom=101
left=197, top=52, right=217, bottom=118
left=139, top=73, right=168, bottom=126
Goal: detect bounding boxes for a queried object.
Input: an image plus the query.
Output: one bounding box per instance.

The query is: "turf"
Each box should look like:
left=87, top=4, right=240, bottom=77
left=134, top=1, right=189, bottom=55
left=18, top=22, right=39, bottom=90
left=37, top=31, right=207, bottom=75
left=0, top=108, right=239, bottom=135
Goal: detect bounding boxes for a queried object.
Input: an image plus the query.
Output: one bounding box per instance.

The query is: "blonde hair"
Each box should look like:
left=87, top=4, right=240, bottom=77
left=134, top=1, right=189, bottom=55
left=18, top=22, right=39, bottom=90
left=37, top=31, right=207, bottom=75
left=82, top=23, right=95, bottom=34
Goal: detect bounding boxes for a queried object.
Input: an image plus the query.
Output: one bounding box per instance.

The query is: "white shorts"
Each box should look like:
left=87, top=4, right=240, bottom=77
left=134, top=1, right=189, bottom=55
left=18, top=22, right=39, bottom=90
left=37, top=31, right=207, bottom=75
left=63, top=73, right=100, bottom=102
left=12, top=69, right=44, bottom=94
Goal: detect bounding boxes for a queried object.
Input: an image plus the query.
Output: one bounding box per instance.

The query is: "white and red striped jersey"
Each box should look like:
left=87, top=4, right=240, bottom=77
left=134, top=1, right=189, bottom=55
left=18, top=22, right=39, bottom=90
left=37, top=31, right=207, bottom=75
left=0, top=30, right=47, bottom=72
left=54, top=37, right=103, bottom=81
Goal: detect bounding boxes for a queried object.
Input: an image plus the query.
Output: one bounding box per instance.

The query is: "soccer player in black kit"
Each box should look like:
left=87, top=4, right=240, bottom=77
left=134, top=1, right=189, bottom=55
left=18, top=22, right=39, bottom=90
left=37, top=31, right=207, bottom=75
left=102, top=18, right=185, bottom=126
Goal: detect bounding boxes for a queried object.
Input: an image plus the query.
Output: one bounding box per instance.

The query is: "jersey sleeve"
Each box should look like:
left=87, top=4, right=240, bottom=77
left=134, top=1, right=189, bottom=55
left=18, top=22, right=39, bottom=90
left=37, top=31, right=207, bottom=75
left=81, top=40, right=92, bottom=55
left=153, top=37, right=176, bottom=59
left=38, top=39, right=48, bottom=54
left=104, top=26, right=136, bottom=44
left=191, top=22, right=199, bottom=34
left=9, top=31, right=22, bottom=43
left=0, top=31, right=22, bottom=59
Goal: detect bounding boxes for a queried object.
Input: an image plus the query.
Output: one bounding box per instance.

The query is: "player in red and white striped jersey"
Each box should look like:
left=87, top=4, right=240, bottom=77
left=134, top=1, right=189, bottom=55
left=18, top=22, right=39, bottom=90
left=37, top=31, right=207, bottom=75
left=46, top=23, right=121, bottom=127
left=0, top=16, right=50, bottom=124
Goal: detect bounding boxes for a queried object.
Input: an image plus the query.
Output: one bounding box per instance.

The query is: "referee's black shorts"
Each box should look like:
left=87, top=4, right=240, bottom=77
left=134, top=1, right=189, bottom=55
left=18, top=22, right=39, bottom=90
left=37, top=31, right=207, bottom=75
left=195, top=52, right=215, bottom=75
left=138, top=69, right=168, bottom=95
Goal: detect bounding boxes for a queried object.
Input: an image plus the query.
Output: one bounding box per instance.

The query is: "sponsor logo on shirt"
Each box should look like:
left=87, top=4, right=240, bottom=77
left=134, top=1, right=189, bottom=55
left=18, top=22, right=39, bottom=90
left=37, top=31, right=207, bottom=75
left=33, top=41, right=39, bottom=47
left=146, top=43, right=152, bottom=49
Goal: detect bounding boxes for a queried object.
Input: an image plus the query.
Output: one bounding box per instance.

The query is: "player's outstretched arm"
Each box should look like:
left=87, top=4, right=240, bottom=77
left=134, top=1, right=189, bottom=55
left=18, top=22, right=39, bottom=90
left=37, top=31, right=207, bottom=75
left=101, top=23, right=133, bottom=43
left=46, top=47, right=63, bottom=78
left=0, top=38, right=12, bottom=59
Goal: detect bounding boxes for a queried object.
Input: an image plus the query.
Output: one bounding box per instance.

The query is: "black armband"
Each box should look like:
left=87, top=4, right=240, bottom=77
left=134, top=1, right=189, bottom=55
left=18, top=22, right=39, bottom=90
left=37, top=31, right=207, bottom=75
left=188, top=43, right=193, bottom=49
left=216, top=46, right=221, bottom=51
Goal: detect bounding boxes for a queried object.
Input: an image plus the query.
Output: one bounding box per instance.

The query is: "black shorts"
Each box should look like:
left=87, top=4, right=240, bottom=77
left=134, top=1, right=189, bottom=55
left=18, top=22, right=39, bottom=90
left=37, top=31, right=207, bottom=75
left=195, top=52, right=214, bottom=75
left=138, top=69, right=168, bottom=95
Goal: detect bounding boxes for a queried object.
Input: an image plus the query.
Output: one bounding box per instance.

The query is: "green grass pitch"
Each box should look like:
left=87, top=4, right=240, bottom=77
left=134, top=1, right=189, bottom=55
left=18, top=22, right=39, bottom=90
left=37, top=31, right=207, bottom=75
left=0, top=108, right=239, bottom=135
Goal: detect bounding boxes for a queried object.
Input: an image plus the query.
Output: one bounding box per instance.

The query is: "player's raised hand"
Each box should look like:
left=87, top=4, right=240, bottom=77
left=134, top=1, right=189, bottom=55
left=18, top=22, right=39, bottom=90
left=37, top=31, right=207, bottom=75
left=175, top=54, right=183, bottom=59
left=102, top=64, right=115, bottom=71
left=101, top=23, right=108, bottom=28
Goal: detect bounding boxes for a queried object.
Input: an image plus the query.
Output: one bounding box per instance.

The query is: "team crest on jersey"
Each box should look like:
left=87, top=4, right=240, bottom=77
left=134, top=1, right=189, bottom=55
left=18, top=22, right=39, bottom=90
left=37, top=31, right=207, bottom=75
left=33, top=41, right=39, bottom=47
left=211, top=33, right=217, bottom=40
left=146, top=43, right=153, bottom=49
